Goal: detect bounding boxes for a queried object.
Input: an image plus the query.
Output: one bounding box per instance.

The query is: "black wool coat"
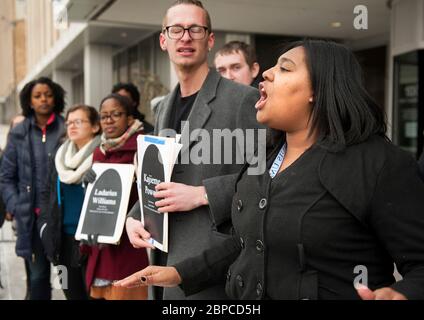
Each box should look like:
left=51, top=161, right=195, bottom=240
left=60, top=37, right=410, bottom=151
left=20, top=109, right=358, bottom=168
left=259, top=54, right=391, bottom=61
left=175, top=135, right=424, bottom=300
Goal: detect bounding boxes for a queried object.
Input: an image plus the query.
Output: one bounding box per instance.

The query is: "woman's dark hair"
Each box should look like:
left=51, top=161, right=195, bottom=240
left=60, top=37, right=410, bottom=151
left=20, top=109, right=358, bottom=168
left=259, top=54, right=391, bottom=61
left=19, top=77, right=66, bottom=117
left=99, top=93, right=136, bottom=117
left=65, top=104, right=101, bottom=135
left=281, top=39, right=387, bottom=147
left=111, top=82, right=145, bottom=122
left=111, top=82, right=140, bottom=107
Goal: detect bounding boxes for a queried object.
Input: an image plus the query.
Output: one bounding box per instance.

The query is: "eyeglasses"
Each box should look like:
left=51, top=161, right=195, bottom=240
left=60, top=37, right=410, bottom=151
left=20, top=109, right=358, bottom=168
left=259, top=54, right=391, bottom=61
left=65, top=119, right=89, bottom=128
left=100, top=111, right=126, bottom=122
left=163, top=25, right=209, bottom=40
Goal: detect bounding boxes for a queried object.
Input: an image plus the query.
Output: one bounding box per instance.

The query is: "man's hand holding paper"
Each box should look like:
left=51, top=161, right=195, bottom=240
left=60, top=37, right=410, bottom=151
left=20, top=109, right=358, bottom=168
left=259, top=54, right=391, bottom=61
left=154, top=182, right=208, bottom=213
left=126, top=216, right=155, bottom=249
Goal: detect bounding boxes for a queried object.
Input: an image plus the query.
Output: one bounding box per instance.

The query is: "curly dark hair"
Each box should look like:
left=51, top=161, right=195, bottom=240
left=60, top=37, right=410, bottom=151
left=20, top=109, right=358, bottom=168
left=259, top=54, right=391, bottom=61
left=111, top=83, right=147, bottom=122
left=19, top=77, right=66, bottom=117
left=111, top=82, right=140, bottom=108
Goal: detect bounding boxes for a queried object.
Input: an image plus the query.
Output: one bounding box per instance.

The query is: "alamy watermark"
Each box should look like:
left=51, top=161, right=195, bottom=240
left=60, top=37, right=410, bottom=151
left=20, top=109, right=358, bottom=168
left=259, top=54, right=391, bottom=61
left=52, top=265, right=68, bottom=290
left=353, top=5, right=368, bottom=30
left=159, top=121, right=267, bottom=175
left=52, top=0, right=68, bottom=30
left=353, top=264, right=368, bottom=289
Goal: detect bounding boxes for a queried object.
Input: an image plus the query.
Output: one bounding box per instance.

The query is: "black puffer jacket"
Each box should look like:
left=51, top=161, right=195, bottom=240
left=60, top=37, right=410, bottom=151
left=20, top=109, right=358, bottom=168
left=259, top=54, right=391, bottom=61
left=0, top=115, right=64, bottom=259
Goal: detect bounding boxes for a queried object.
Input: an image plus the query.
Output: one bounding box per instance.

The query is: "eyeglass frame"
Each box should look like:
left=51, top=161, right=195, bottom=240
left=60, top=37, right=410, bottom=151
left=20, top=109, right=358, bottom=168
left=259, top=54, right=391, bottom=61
left=65, top=119, right=90, bottom=128
left=99, top=111, right=127, bottom=122
left=163, top=25, right=209, bottom=40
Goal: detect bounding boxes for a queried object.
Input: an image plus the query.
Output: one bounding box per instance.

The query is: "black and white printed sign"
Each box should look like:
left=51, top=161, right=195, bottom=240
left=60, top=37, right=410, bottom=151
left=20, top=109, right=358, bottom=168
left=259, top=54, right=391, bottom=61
left=137, top=135, right=182, bottom=252
left=75, top=163, right=135, bottom=244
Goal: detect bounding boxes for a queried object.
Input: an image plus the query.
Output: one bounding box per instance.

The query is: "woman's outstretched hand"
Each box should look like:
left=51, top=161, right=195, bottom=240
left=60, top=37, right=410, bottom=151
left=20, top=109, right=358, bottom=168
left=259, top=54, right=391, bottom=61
left=114, top=266, right=182, bottom=288
left=356, top=284, right=407, bottom=300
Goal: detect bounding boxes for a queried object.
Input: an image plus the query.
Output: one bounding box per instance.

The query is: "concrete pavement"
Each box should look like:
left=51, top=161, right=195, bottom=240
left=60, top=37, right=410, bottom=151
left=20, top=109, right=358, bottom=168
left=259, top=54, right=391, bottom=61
left=0, top=221, right=65, bottom=300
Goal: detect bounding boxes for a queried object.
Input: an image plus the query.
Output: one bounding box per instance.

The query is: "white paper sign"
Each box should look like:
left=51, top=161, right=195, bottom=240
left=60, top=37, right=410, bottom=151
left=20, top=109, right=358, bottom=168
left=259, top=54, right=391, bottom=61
left=136, top=135, right=182, bottom=252
left=75, top=163, right=135, bottom=244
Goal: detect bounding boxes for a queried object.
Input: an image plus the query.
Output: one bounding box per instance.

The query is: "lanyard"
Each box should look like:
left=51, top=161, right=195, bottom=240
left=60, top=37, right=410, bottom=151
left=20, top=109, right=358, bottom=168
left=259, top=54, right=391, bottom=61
left=269, top=143, right=287, bottom=178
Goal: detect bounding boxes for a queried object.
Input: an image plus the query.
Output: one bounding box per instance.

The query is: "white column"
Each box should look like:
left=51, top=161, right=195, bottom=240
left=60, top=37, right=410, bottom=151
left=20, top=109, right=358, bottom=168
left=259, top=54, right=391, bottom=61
left=84, top=44, right=113, bottom=109
left=52, top=69, right=74, bottom=109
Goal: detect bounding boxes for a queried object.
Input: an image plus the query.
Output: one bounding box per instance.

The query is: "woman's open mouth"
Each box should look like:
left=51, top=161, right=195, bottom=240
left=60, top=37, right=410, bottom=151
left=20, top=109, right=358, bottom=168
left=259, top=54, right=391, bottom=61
left=255, top=82, right=268, bottom=110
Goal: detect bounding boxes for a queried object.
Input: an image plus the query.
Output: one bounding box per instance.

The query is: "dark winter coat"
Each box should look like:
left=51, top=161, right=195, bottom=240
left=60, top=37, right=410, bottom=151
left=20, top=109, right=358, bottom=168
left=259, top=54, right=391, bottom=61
left=83, top=132, right=149, bottom=288
left=175, top=135, right=424, bottom=300
left=36, top=158, right=63, bottom=265
left=0, top=115, right=65, bottom=258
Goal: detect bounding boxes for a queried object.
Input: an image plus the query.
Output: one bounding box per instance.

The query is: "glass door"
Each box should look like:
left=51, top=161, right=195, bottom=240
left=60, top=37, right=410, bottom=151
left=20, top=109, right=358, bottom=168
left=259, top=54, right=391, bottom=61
left=393, top=51, right=419, bottom=157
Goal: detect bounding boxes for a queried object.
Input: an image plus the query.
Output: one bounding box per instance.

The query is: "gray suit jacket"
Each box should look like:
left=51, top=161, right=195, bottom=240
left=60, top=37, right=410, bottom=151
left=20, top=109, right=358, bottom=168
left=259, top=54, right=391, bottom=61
left=129, top=69, right=265, bottom=299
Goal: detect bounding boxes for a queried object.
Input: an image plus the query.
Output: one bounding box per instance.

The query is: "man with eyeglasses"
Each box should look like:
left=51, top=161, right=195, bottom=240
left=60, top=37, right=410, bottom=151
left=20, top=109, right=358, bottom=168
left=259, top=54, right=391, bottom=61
left=125, top=0, right=265, bottom=300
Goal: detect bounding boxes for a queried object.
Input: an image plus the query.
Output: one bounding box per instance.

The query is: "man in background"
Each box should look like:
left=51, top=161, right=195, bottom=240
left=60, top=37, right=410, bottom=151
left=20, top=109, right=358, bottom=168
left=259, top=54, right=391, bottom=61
left=214, top=40, right=260, bottom=87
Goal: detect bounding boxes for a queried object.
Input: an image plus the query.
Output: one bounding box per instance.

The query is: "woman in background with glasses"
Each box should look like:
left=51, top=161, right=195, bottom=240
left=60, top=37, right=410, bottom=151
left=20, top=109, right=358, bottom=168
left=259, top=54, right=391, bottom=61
left=82, top=94, right=149, bottom=300
left=38, top=104, right=101, bottom=300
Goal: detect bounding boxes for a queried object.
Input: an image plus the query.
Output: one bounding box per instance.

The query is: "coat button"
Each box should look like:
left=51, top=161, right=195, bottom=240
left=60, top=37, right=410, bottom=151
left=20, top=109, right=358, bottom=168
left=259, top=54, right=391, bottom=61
left=256, top=282, right=263, bottom=297
left=256, top=240, right=264, bottom=252
left=240, top=237, right=245, bottom=249
left=258, top=198, right=267, bottom=210
left=26, top=185, right=31, bottom=192
left=236, top=275, right=244, bottom=288
left=237, top=199, right=243, bottom=212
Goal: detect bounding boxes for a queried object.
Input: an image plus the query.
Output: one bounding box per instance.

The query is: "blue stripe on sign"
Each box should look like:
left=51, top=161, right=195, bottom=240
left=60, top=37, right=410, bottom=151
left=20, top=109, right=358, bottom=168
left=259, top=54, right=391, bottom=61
left=144, top=136, right=165, bottom=145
